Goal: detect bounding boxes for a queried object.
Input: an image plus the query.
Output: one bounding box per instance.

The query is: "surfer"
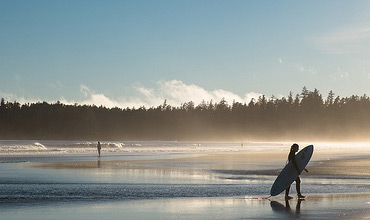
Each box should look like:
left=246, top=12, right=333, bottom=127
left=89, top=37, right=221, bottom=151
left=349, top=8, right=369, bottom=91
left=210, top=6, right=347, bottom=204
left=285, top=143, right=308, bottom=200
left=97, top=141, right=101, bottom=157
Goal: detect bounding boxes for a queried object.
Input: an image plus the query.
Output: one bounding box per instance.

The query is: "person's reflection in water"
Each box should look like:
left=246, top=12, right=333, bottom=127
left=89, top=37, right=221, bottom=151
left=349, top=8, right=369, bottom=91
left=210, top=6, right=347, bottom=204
left=295, top=198, right=302, bottom=215
left=97, top=158, right=101, bottom=168
left=270, top=199, right=304, bottom=217
left=284, top=199, right=292, bottom=212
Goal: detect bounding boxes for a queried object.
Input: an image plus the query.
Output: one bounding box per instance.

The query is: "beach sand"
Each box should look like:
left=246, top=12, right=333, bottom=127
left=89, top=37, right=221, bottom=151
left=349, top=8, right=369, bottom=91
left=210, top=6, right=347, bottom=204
left=33, top=149, right=370, bottom=178
left=3, top=146, right=370, bottom=219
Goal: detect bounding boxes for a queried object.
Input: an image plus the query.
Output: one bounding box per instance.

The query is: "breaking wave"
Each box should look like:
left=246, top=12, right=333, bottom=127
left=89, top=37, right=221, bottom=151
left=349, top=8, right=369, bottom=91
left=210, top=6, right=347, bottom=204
left=0, top=140, right=265, bottom=155
left=0, top=142, right=48, bottom=154
left=2, top=140, right=369, bottom=156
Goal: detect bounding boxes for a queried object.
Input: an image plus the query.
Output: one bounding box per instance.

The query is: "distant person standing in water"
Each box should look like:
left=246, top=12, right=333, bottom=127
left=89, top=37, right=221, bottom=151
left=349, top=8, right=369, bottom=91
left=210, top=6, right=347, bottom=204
left=97, top=141, right=101, bottom=157
left=285, top=143, right=308, bottom=200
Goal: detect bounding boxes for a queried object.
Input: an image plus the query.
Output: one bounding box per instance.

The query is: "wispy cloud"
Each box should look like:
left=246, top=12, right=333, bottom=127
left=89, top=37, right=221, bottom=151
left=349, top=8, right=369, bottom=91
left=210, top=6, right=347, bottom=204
left=295, top=64, right=318, bottom=75
left=278, top=57, right=317, bottom=75
left=330, top=68, right=349, bottom=81
left=14, top=74, right=22, bottom=81
left=314, top=24, right=370, bottom=54
left=278, top=58, right=283, bottom=64
left=296, top=64, right=305, bottom=72
left=47, top=81, right=63, bottom=89
left=2, top=80, right=263, bottom=108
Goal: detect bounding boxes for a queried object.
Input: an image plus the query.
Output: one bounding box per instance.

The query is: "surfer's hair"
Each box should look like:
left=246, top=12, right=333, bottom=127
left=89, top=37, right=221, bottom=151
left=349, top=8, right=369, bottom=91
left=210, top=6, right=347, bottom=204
left=291, top=143, right=299, bottom=151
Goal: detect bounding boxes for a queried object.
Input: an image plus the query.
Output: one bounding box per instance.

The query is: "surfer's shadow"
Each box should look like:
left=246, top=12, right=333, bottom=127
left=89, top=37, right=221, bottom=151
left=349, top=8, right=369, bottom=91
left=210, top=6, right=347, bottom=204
left=270, top=199, right=304, bottom=217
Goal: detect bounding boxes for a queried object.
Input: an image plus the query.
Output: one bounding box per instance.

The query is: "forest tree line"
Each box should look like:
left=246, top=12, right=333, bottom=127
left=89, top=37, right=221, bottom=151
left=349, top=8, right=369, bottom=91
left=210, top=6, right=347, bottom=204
left=1, top=87, right=370, bottom=141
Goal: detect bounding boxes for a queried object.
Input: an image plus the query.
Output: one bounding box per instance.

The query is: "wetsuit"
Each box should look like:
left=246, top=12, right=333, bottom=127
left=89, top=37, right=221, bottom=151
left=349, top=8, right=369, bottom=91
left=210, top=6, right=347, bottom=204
left=288, top=150, right=301, bottom=184
left=97, top=142, right=101, bottom=156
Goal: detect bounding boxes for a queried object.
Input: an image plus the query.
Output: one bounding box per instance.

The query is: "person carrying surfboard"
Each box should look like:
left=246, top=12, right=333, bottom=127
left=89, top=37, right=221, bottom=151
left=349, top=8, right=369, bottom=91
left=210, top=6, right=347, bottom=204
left=285, top=143, right=308, bottom=200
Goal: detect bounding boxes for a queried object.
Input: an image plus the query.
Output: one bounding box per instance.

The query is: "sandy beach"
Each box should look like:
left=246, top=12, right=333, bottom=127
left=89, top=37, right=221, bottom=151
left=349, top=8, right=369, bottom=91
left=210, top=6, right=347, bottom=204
left=2, top=142, right=370, bottom=219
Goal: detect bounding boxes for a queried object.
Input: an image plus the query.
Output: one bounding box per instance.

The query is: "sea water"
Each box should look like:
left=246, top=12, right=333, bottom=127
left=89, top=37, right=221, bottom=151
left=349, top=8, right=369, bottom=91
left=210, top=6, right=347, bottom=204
left=1, top=140, right=370, bottom=219
left=0, top=140, right=292, bottom=155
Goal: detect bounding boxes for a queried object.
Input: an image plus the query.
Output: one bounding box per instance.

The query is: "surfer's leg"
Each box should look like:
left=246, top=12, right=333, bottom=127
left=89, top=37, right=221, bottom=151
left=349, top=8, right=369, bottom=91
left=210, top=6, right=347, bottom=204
left=295, top=177, right=301, bottom=194
left=296, top=177, right=305, bottom=198
left=285, top=185, right=293, bottom=199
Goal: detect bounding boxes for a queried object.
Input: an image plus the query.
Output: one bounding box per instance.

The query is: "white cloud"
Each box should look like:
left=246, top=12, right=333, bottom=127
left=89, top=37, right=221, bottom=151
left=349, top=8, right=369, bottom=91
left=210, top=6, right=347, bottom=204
left=244, top=92, right=262, bottom=103
left=314, top=24, right=370, bottom=54
left=72, top=85, right=124, bottom=108
left=0, top=80, right=264, bottom=108
left=126, top=80, right=262, bottom=107
left=0, top=92, right=41, bottom=104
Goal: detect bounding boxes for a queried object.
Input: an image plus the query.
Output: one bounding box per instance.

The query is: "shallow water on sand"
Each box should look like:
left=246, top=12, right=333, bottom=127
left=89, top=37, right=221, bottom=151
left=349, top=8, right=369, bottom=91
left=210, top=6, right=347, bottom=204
left=2, top=141, right=370, bottom=219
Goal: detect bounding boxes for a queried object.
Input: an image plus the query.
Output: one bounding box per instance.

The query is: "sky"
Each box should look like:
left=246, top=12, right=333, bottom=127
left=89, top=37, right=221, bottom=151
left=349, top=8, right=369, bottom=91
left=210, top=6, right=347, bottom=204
left=2, top=0, right=370, bottom=108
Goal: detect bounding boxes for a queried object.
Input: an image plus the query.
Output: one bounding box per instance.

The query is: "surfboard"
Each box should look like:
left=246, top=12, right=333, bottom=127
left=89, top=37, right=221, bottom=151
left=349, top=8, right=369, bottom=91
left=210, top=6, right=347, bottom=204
left=270, top=145, right=314, bottom=196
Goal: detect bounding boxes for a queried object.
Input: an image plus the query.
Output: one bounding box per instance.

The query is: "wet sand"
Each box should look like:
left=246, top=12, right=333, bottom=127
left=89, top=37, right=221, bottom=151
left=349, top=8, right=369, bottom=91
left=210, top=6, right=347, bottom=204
left=33, top=150, right=370, bottom=178
left=2, top=193, right=370, bottom=220
left=5, top=146, right=370, bottom=219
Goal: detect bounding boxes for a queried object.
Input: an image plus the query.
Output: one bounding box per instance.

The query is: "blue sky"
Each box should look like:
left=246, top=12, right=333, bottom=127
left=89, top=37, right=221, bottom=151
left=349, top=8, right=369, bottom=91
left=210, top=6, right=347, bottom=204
left=1, top=0, right=370, bottom=107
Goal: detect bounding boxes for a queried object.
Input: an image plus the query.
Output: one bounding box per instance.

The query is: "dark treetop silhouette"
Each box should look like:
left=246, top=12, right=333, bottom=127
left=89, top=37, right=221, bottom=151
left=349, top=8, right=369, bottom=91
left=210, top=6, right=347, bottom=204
left=1, top=87, right=370, bottom=141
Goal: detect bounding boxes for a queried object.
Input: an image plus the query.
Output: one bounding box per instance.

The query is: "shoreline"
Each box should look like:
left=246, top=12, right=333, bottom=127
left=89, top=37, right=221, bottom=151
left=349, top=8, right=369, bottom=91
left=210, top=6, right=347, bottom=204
left=3, top=144, right=370, bottom=219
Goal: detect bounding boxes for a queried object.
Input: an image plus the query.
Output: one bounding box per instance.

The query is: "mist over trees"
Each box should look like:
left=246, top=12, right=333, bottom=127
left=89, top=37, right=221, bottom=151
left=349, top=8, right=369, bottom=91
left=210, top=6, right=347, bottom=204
left=1, top=87, right=370, bottom=141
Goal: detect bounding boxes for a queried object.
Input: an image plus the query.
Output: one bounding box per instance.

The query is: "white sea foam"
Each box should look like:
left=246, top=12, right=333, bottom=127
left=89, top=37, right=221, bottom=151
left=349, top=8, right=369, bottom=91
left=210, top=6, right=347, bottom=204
left=0, top=140, right=263, bottom=155
left=0, top=140, right=370, bottom=156
left=0, top=141, right=49, bottom=154
left=34, top=142, right=47, bottom=150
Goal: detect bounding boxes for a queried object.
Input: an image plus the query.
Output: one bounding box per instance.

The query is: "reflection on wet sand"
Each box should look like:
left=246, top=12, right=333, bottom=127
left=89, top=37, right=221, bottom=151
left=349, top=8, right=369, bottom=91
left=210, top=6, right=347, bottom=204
left=2, top=193, right=370, bottom=220
left=270, top=199, right=303, bottom=217
left=32, top=149, right=370, bottom=187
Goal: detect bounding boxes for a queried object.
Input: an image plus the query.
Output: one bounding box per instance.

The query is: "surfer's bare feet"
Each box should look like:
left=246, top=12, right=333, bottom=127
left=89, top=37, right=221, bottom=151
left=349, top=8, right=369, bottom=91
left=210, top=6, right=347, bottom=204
left=285, top=195, right=293, bottom=200
left=298, top=194, right=306, bottom=199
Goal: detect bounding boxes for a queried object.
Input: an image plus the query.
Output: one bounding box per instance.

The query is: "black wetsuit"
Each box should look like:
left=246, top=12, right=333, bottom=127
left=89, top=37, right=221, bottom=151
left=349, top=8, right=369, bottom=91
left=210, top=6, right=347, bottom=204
left=288, top=150, right=301, bottom=184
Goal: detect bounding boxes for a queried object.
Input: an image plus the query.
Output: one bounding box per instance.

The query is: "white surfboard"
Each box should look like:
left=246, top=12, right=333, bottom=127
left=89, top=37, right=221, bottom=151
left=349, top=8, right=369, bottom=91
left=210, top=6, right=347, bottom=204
left=270, top=145, right=314, bottom=196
